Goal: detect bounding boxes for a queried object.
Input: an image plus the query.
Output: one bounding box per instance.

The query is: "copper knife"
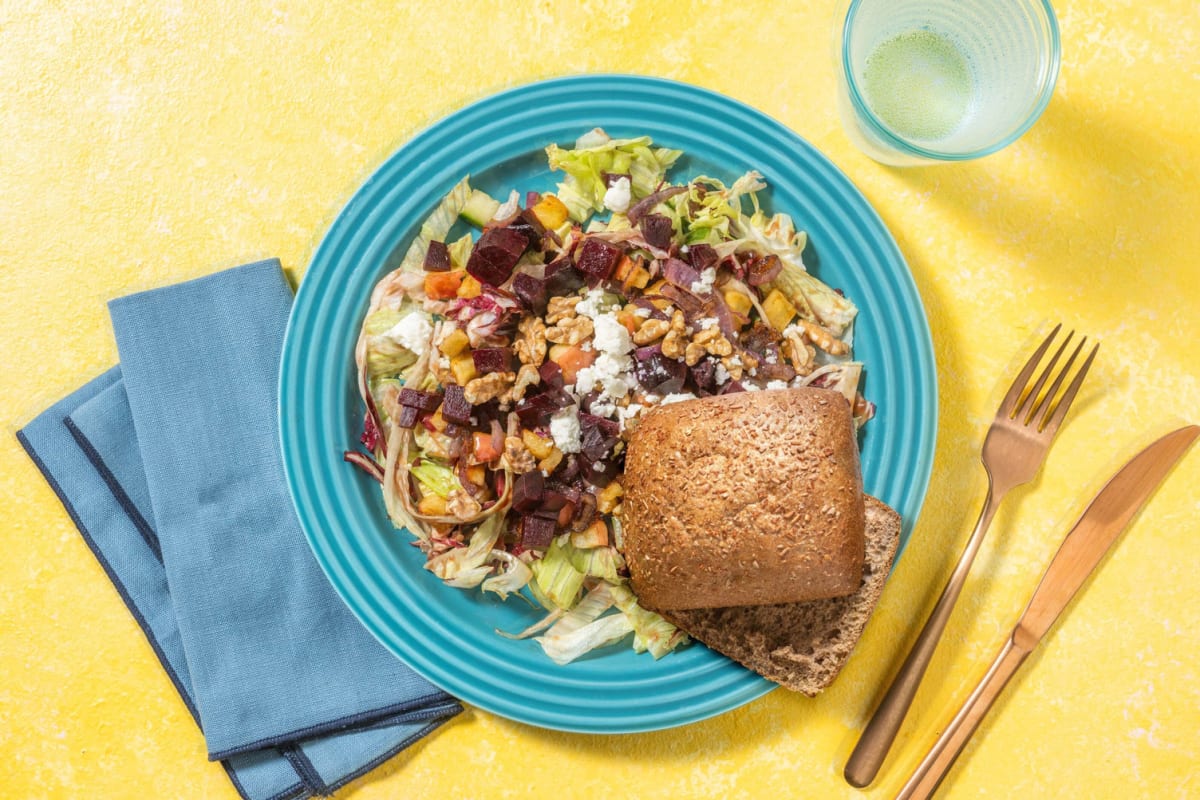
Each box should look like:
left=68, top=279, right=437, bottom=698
left=895, top=424, right=1199, bottom=800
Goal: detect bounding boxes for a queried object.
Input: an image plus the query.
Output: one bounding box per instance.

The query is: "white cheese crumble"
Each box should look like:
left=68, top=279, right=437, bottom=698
left=632, top=307, right=652, bottom=318
left=695, top=317, right=719, bottom=330
left=689, top=267, right=717, bottom=295
left=602, top=176, right=632, bottom=214
left=549, top=407, right=582, bottom=454
left=575, top=287, right=617, bottom=318
left=592, top=313, right=634, bottom=355
left=765, top=380, right=790, bottom=391
left=714, top=362, right=731, bottom=385
left=384, top=313, right=433, bottom=357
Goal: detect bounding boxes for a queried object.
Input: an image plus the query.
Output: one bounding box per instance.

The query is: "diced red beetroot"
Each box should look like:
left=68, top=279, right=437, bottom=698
left=537, top=359, right=564, bottom=389
left=757, top=360, right=797, bottom=382
left=520, top=514, right=557, bottom=550
left=689, top=358, right=717, bottom=395
left=581, top=459, right=620, bottom=489
left=746, top=253, right=783, bottom=286
left=525, top=190, right=541, bottom=208
left=688, top=243, right=718, bottom=272
left=422, top=240, right=451, bottom=272
left=575, top=237, right=623, bottom=287
left=510, top=209, right=547, bottom=250
left=541, top=487, right=578, bottom=511
left=466, top=227, right=529, bottom=287
left=441, top=384, right=472, bottom=425
left=471, top=347, right=512, bottom=375
left=634, top=351, right=687, bottom=395
left=661, top=257, right=701, bottom=290
left=577, top=413, right=620, bottom=462
left=633, top=342, right=663, bottom=362
left=397, top=404, right=421, bottom=428
left=513, top=387, right=571, bottom=428
left=511, top=272, right=548, bottom=314
left=511, top=470, right=545, bottom=513
left=720, top=380, right=746, bottom=394
left=639, top=213, right=674, bottom=250
left=398, top=387, right=443, bottom=411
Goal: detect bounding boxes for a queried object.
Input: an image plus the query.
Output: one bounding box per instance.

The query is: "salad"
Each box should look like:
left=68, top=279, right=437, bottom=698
left=345, top=129, right=874, bottom=665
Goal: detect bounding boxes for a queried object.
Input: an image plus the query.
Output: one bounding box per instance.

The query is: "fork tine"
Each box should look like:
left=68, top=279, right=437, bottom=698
left=1018, top=329, right=1074, bottom=423
left=1024, top=333, right=1082, bottom=425
left=1039, top=342, right=1099, bottom=433
left=998, top=323, right=1062, bottom=417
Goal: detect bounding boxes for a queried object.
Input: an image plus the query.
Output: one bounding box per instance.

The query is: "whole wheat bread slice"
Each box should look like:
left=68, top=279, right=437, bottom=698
left=661, top=495, right=901, bottom=696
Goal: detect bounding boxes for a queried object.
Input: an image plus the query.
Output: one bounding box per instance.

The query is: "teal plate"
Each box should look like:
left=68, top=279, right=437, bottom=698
left=279, top=75, right=937, bottom=734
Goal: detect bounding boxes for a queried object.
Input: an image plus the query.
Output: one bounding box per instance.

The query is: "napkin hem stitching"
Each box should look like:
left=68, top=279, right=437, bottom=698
left=206, top=691, right=458, bottom=762
left=323, top=706, right=465, bottom=796
left=282, top=745, right=328, bottom=796
left=63, top=415, right=164, bottom=562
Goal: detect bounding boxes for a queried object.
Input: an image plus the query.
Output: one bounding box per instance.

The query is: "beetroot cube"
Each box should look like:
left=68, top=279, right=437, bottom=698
left=688, top=243, right=718, bottom=272
left=422, top=240, right=451, bottom=272
left=511, top=272, right=548, bottom=314
left=441, top=383, right=473, bottom=425
left=512, top=470, right=545, bottom=513
left=397, top=404, right=420, bottom=429
left=472, top=347, right=512, bottom=375
left=639, top=214, right=674, bottom=251
left=398, top=387, right=443, bottom=411
left=466, top=227, right=529, bottom=287
left=520, top=514, right=557, bottom=550
left=575, top=237, right=622, bottom=287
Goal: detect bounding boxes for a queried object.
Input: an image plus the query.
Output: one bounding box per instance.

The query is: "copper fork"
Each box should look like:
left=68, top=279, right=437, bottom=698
left=844, top=324, right=1099, bottom=788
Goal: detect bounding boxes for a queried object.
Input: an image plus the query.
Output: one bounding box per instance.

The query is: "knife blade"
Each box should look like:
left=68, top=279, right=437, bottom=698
left=896, top=424, right=1199, bottom=800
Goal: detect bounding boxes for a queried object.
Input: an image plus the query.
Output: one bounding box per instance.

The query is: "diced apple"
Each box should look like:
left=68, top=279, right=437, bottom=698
left=595, top=481, right=624, bottom=514
left=450, top=353, right=477, bottom=385
left=466, top=463, right=487, bottom=486
left=613, top=255, right=636, bottom=282
left=529, top=194, right=569, bottom=230
left=762, top=288, right=798, bottom=332
left=569, top=519, right=609, bottom=549
left=429, top=407, right=448, bottom=433
left=521, top=429, right=555, bottom=460
left=456, top=273, right=483, bottom=299
left=417, top=494, right=447, bottom=516
left=439, top=328, right=470, bottom=358
left=723, top=288, right=753, bottom=317
left=424, top=269, right=465, bottom=300
left=538, top=446, right=563, bottom=474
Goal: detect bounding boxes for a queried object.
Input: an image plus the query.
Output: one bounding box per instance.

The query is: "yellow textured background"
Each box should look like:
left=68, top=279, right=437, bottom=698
left=2, top=1, right=1198, bottom=798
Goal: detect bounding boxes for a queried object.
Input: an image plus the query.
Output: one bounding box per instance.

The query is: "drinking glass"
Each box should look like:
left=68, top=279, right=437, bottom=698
left=836, top=0, right=1060, bottom=165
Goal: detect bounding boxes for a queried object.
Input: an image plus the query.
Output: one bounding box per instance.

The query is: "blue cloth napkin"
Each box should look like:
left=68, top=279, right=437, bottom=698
left=18, top=260, right=461, bottom=800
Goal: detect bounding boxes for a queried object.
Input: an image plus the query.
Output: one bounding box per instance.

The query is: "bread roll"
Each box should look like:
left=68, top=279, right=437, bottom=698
left=621, top=387, right=865, bottom=610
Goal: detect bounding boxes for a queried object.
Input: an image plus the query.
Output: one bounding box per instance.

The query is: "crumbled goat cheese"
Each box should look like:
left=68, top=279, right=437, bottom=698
left=550, top=407, right=582, bottom=454
left=690, top=267, right=717, bottom=294
left=660, top=392, right=699, bottom=405
left=384, top=313, right=433, bottom=356
left=602, top=176, right=632, bottom=214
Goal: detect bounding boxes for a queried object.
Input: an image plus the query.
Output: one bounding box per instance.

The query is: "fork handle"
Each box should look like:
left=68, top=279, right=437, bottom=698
left=844, top=486, right=1005, bottom=788
left=895, top=637, right=1030, bottom=800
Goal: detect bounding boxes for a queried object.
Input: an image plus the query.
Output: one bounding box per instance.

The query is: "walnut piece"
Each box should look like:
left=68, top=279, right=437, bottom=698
left=445, top=488, right=482, bottom=519
left=502, top=436, right=538, bottom=474
left=545, top=295, right=581, bottom=325
left=464, top=371, right=515, bottom=404
left=661, top=329, right=687, bottom=359
left=684, top=341, right=707, bottom=366
left=502, top=364, right=541, bottom=405
left=514, top=316, right=547, bottom=366
left=797, top=319, right=850, bottom=356
left=545, top=315, right=594, bottom=346
left=632, top=317, right=670, bottom=345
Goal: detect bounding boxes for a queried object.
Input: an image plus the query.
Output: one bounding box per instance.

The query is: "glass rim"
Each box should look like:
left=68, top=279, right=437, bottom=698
left=841, top=0, right=1062, bottom=162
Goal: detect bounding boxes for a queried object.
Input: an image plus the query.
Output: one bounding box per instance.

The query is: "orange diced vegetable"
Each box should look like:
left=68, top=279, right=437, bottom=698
left=622, top=265, right=651, bottom=293
left=569, top=519, right=609, bottom=549
left=521, top=429, right=555, bottom=460
left=538, top=447, right=563, bottom=474
left=549, top=344, right=596, bottom=385
left=530, top=194, right=569, bottom=230
left=424, top=269, right=465, bottom=300
left=417, top=494, right=447, bottom=515
left=762, top=288, right=798, bottom=332
left=472, top=431, right=501, bottom=463
left=438, top=328, right=470, bottom=358
left=613, top=255, right=636, bottom=282
left=450, top=353, right=477, bottom=385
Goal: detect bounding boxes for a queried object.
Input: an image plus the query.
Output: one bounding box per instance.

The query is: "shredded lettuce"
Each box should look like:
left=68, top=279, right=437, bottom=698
left=410, top=459, right=463, bottom=499
left=425, top=515, right=503, bottom=585
left=530, top=536, right=586, bottom=610
left=400, top=175, right=473, bottom=272
left=447, top=232, right=474, bottom=269
left=534, top=583, right=635, bottom=665
left=481, top=551, right=534, bottom=600
left=610, top=584, right=687, bottom=659
left=566, top=543, right=626, bottom=584
left=546, top=130, right=682, bottom=221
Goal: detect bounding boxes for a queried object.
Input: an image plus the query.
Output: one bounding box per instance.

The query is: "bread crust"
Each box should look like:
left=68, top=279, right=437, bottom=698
left=663, top=495, right=901, bottom=695
left=621, top=388, right=865, bottom=610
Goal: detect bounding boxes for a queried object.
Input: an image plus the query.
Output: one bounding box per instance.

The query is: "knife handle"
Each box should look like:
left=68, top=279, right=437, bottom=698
left=895, top=637, right=1031, bottom=800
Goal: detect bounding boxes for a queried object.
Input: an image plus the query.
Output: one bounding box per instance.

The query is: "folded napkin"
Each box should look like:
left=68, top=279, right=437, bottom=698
left=18, top=260, right=461, bottom=800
